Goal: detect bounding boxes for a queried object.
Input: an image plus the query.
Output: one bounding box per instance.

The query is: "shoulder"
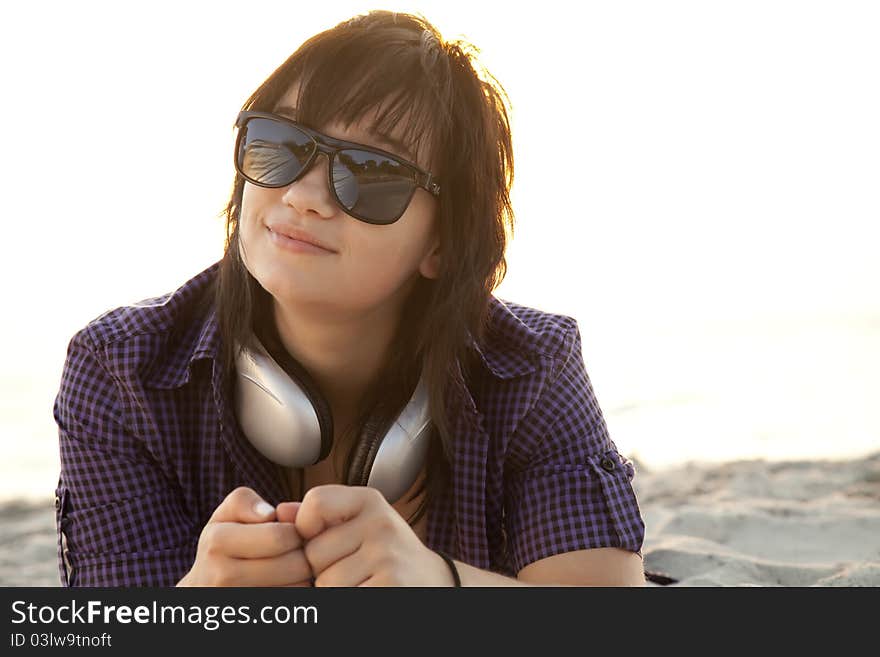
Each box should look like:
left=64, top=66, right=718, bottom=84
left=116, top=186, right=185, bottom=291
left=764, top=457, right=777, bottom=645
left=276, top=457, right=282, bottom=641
left=475, top=295, right=580, bottom=381
left=466, top=296, right=588, bottom=461
left=469, top=297, right=609, bottom=469
left=66, top=260, right=220, bottom=388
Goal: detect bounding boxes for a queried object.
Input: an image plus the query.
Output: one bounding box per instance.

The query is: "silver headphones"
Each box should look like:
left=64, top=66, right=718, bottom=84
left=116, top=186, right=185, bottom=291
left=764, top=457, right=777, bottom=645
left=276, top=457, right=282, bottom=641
left=233, top=329, right=432, bottom=504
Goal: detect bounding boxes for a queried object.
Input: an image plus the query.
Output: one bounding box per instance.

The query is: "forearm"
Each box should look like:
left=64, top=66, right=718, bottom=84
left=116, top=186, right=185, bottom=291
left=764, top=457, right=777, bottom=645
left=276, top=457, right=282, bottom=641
left=446, top=548, right=647, bottom=587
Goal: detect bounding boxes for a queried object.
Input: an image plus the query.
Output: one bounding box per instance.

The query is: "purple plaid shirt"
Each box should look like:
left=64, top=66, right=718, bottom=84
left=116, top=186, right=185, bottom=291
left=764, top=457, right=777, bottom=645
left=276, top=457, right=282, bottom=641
left=53, top=261, right=645, bottom=587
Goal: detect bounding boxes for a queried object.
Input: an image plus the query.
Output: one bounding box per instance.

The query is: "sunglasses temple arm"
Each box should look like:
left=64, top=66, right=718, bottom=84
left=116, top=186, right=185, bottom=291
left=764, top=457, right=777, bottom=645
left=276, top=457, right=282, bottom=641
left=419, top=172, right=441, bottom=196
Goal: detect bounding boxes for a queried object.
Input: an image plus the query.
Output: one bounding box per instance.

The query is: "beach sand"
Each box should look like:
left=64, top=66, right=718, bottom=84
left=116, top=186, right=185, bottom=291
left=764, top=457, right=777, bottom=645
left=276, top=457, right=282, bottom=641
left=2, top=451, right=878, bottom=586
left=636, top=451, right=880, bottom=586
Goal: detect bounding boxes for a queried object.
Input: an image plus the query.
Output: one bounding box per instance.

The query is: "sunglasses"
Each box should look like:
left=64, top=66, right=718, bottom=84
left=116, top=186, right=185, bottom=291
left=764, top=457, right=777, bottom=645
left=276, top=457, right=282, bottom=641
left=233, top=110, right=441, bottom=225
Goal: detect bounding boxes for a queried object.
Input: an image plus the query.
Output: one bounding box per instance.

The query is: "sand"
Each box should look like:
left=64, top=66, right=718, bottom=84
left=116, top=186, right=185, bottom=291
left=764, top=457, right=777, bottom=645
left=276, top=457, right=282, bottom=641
left=2, top=452, right=878, bottom=587
left=635, top=451, right=880, bottom=586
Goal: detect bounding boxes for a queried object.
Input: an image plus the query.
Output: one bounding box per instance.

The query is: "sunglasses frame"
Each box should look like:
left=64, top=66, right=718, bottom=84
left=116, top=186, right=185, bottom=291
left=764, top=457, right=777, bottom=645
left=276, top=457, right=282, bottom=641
left=234, top=110, right=441, bottom=225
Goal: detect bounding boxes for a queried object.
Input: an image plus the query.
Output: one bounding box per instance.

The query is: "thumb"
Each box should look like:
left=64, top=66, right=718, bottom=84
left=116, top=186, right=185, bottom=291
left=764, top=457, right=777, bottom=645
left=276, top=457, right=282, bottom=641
left=209, top=486, right=277, bottom=524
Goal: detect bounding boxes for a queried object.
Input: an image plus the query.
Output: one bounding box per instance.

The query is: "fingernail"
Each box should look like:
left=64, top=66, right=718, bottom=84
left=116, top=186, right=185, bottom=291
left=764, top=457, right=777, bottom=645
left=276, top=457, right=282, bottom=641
left=255, top=500, right=275, bottom=516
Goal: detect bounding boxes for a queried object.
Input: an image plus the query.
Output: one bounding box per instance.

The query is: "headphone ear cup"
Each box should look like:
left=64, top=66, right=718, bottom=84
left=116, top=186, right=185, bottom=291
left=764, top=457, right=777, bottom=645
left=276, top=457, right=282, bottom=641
left=254, top=318, right=335, bottom=462
left=346, top=369, right=432, bottom=502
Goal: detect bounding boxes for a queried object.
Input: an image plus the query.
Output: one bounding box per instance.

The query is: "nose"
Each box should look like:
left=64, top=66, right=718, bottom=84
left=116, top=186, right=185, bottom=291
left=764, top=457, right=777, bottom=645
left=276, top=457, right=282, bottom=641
left=280, top=150, right=337, bottom=218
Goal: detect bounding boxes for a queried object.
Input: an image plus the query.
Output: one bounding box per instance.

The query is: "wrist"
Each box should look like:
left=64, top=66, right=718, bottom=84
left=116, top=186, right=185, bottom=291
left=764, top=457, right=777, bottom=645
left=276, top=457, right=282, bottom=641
left=435, top=550, right=462, bottom=587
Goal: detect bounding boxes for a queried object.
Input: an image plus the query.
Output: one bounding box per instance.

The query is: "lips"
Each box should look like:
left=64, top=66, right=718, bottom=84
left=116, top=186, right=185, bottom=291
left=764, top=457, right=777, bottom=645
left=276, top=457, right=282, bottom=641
left=266, top=224, right=336, bottom=252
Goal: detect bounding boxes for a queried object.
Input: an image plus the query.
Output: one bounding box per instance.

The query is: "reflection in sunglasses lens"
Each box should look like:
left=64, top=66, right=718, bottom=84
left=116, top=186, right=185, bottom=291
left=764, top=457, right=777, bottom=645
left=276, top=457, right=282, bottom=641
left=332, top=159, right=359, bottom=209
left=240, top=118, right=314, bottom=185
left=335, top=149, right=415, bottom=222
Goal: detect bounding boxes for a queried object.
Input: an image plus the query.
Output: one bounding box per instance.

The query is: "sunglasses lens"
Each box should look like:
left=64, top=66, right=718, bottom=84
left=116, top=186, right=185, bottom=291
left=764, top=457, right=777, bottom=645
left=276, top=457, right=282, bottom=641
left=237, top=117, right=315, bottom=186
left=333, top=149, right=416, bottom=224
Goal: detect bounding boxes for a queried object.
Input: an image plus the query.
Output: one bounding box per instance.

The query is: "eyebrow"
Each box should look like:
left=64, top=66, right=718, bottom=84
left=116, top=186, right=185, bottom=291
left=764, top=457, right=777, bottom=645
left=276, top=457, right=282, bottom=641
left=273, top=105, right=417, bottom=163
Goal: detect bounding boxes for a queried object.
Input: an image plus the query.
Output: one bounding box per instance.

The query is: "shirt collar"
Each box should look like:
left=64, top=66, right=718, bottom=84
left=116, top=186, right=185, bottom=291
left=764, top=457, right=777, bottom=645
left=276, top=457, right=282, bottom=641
left=144, top=304, right=221, bottom=390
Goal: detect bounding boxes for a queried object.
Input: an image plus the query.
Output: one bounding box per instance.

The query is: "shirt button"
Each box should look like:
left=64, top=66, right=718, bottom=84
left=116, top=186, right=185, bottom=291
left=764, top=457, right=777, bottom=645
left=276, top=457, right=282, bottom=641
left=55, top=495, right=61, bottom=511
left=600, top=456, right=617, bottom=472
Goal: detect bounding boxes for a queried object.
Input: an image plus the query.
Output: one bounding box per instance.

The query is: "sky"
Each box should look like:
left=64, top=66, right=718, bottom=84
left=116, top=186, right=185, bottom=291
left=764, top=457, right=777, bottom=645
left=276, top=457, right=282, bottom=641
left=0, top=0, right=878, bottom=497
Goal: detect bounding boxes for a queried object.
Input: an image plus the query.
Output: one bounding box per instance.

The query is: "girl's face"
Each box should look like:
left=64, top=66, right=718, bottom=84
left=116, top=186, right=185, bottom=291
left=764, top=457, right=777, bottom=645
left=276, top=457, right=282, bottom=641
left=238, top=89, right=440, bottom=318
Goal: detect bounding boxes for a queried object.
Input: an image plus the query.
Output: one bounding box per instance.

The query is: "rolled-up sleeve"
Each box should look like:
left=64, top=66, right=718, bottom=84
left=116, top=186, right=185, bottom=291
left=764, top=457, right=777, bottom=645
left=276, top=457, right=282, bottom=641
left=54, top=330, right=198, bottom=587
left=504, top=321, right=645, bottom=575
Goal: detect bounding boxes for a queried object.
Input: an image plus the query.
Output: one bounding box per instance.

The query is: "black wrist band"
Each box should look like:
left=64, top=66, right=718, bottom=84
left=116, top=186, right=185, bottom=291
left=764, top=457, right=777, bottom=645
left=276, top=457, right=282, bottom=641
left=436, top=550, right=462, bottom=587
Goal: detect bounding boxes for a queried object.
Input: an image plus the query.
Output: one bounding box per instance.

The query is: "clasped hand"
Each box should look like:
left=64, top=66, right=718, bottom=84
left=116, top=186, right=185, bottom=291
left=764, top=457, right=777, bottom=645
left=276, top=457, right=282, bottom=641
left=178, top=485, right=453, bottom=587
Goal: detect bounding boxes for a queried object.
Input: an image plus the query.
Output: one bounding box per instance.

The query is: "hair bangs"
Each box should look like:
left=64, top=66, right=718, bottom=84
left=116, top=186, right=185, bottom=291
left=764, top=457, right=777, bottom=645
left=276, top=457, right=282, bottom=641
left=291, top=44, right=446, bottom=173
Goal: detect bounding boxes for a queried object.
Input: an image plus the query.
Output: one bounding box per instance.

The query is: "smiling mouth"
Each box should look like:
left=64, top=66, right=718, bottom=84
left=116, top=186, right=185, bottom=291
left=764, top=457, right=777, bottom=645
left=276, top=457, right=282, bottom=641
left=266, top=226, right=336, bottom=254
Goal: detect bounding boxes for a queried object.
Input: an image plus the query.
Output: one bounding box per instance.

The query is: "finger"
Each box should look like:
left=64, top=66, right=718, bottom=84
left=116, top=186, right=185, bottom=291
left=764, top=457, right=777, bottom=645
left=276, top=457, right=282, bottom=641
left=209, top=521, right=302, bottom=559
left=315, top=548, right=373, bottom=587
left=275, top=501, right=301, bottom=524
left=225, top=549, right=313, bottom=587
left=303, top=513, right=367, bottom=576
left=295, top=485, right=375, bottom=541
left=209, top=486, right=277, bottom=524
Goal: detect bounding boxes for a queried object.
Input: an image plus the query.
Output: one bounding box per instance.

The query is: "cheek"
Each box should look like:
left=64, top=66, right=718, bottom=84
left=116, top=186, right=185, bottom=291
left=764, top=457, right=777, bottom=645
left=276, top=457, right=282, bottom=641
left=237, top=185, right=276, bottom=272
left=345, top=223, right=425, bottom=285
left=240, top=183, right=274, bottom=228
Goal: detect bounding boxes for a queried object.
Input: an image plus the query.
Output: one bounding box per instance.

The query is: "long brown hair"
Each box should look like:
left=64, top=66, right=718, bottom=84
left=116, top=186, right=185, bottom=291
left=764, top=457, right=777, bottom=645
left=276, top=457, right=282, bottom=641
left=212, top=10, right=515, bottom=523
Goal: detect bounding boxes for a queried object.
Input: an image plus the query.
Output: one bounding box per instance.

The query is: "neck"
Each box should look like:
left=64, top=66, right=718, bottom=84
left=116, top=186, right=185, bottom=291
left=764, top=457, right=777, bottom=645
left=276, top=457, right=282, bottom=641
left=269, top=295, right=402, bottom=418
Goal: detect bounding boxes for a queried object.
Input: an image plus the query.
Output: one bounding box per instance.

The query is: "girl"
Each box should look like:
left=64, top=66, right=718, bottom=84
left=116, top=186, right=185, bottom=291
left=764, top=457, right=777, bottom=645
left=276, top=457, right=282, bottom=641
left=54, top=10, right=645, bottom=587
